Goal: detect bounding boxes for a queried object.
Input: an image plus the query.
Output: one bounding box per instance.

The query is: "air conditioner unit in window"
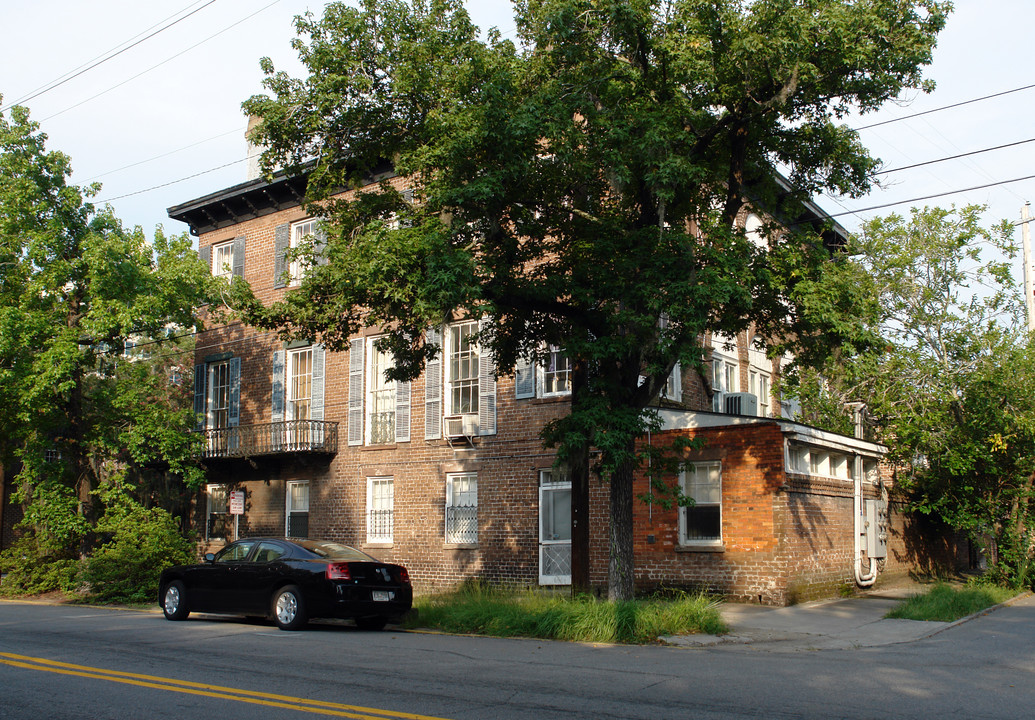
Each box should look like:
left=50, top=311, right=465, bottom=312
left=443, top=414, right=479, bottom=439
left=724, top=392, right=758, bottom=416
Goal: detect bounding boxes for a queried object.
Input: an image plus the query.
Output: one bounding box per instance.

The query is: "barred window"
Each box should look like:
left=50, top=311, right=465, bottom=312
left=445, top=472, right=477, bottom=544
left=367, top=477, right=394, bottom=544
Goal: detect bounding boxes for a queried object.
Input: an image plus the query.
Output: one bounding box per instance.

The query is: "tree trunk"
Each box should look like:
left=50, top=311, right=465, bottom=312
left=607, top=444, right=636, bottom=602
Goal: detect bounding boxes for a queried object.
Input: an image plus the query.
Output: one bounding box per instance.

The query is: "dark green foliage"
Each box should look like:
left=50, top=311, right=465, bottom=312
left=78, top=486, right=195, bottom=604
left=0, top=535, right=79, bottom=596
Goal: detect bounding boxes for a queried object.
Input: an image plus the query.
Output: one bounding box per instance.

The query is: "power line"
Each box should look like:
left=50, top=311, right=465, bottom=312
left=852, top=83, right=1035, bottom=132
left=1, top=0, right=219, bottom=113
left=83, top=126, right=244, bottom=183
left=41, top=0, right=284, bottom=123
left=824, top=174, right=1035, bottom=220
left=96, top=158, right=246, bottom=203
left=877, top=136, right=1035, bottom=175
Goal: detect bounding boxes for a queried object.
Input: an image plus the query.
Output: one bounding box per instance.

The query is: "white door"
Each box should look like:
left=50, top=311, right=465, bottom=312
left=539, top=470, right=571, bottom=585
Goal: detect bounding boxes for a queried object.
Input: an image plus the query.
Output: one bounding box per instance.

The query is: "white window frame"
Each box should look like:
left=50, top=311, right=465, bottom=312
left=678, top=462, right=722, bottom=546
left=286, top=347, right=313, bottom=422
left=289, top=218, right=318, bottom=286
left=538, top=346, right=572, bottom=398
left=749, top=369, right=771, bottom=417
left=447, top=322, right=480, bottom=416
left=212, top=240, right=234, bottom=280
left=207, top=361, right=232, bottom=430
left=286, top=480, right=310, bottom=538
left=366, top=337, right=397, bottom=445
left=712, top=357, right=738, bottom=411
left=445, top=472, right=478, bottom=544
left=663, top=362, right=682, bottom=401
left=366, top=476, right=394, bottom=544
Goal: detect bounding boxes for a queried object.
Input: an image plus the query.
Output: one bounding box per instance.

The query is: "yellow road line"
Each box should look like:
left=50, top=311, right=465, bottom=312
left=0, top=652, right=453, bottom=720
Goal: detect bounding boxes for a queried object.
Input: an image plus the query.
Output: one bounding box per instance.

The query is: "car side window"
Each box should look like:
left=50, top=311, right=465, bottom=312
left=215, top=541, right=255, bottom=563
left=253, top=542, right=287, bottom=563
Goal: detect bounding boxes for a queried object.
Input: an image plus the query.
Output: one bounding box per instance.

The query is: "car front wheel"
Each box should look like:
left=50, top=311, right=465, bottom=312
left=162, top=581, right=190, bottom=621
left=272, top=585, right=308, bottom=631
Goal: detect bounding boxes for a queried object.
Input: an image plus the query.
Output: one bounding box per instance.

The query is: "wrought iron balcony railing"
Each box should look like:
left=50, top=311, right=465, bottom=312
left=197, top=420, right=339, bottom=459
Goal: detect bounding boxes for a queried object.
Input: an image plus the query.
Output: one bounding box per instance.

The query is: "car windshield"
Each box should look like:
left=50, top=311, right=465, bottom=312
left=296, top=540, right=375, bottom=562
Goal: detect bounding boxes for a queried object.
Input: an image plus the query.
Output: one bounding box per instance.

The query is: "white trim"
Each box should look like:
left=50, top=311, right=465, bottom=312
left=366, top=476, right=394, bottom=544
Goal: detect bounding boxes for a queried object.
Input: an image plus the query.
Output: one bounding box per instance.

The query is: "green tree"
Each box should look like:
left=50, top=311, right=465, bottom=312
left=0, top=101, right=214, bottom=592
left=795, top=205, right=1035, bottom=584
left=234, top=0, right=947, bottom=600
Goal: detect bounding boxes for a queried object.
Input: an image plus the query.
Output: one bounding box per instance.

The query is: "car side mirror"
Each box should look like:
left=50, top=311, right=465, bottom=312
left=204, top=553, right=216, bottom=563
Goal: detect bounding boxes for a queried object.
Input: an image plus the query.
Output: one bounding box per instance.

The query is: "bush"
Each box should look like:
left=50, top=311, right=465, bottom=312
left=0, top=535, right=80, bottom=596
left=78, top=498, right=194, bottom=604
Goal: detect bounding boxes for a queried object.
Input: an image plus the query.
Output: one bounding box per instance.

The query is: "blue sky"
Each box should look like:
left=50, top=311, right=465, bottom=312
left=1, top=0, right=1032, bottom=283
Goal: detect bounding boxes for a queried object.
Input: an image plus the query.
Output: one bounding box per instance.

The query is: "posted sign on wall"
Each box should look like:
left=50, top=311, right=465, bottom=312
left=229, top=490, right=245, bottom=515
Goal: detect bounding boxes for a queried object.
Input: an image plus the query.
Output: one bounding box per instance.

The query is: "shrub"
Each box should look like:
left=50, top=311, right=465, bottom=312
left=0, top=535, right=80, bottom=596
left=78, top=496, right=194, bottom=604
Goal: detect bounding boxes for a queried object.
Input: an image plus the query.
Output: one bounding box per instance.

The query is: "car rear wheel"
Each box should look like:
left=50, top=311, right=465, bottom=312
left=162, top=581, right=190, bottom=621
left=272, top=585, right=308, bottom=630
left=355, top=616, right=388, bottom=631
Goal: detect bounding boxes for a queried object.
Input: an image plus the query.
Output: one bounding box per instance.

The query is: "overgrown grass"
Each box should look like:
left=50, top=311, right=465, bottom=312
left=885, top=583, right=1017, bottom=622
left=403, top=582, right=727, bottom=644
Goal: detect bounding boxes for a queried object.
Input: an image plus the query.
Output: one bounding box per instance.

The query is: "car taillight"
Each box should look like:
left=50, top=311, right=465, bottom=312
left=326, top=562, right=351, bottom=580
left=399, top=568, right=410, bottom=584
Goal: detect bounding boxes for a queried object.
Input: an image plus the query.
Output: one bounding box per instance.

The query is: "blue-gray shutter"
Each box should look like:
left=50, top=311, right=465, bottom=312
left=478, top=320, right=497, bottom=436
left=395, top=378, right=411, bottom=443
left=424, top=328, right=442, bottom=439
left=193, top=363, right=206, bottom=431
left=348, top=338, right=364, bottom=446
left=198, top=245, right=212, bottom=274
left=273, top=223, right=290, bottom=289
left=514, top=356, right=535, bottom=399
left=228, top=357, right=241, bottom=427
left=271, top=350, right=285, bottom=423
left=311, top=344, right=325, bottom=421
left=232, top=235, right=246, bottom=278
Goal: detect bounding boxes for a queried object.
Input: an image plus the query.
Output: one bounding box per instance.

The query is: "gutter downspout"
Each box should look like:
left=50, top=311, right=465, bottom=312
left=848, top=403, right=877, bottom=587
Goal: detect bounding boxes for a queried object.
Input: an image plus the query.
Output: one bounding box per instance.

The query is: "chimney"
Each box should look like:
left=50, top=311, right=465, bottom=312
left=245, top=115, right=263, bottom=181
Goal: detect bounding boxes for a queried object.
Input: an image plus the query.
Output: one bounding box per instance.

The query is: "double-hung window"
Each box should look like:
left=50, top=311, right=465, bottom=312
left=286, top=481, right=309, bottom=538
left=712, top=358, right=738, bottom=411
left=367, top=477, right=394, bottom=544
left=206, top=483, right=230, bottom=541
left=679, top=462, right=722, bottom=545
left=749, top=370, right=771, bottom=417
left=448, top=322, right=479, bottom=416
left=367, top=340, right=397, bottom=444
left=212, top=241, right=234, bottom=280
left=539, top=347, right=571, bottom=397
left=289, top=219, right=318, bottom=286
left=445, top=472, right=478, bottom=544
left=286, top=347, right=313, bottom=446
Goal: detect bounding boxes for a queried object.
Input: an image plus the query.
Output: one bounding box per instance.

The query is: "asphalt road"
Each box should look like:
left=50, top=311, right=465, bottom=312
left=1, top=598, right=1033, bottom=719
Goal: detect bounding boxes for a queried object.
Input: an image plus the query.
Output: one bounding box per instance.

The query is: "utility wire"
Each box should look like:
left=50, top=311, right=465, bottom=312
left=41, top=0, right=283, bottom=122
left=83, top=126, right=244, bottom=183
left=852, top=83, right=1035, bottom=131
left=877, top=137, right=1035, bottom=175
left=96, top=158, right=246, bottom=203
left=1, top=0, right=219, bottom=113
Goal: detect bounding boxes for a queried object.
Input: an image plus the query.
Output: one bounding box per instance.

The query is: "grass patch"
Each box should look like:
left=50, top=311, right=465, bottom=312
left=403, top=583, right=727, bottom=644
left=885, top=583, right=1017, bottom=622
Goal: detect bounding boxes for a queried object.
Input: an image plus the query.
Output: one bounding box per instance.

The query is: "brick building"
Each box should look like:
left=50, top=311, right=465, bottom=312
left=167, top=164, right=926, bottom=606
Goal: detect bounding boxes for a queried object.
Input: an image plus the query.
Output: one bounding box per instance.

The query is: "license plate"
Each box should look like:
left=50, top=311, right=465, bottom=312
left=372, top=590, right=393, bottom=602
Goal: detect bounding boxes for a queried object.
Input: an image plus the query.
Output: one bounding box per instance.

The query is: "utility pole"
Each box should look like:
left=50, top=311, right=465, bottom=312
left=1022, top=203, right=1035, bottom=333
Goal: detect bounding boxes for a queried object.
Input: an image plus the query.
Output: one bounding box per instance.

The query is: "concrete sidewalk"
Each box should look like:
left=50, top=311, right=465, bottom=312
left=664, top=584, right=1030, bottom=651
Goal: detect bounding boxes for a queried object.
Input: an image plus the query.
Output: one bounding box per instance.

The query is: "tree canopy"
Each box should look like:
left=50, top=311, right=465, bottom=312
left=235, top=0, right=948, bottom=599
left=0, top=101, right=214, bottom=589
left=793, top=205, right=1035, bottom=585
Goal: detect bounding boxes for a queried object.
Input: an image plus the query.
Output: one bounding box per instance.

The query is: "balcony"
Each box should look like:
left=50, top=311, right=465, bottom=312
left=197, top=420, right=339, bottom=459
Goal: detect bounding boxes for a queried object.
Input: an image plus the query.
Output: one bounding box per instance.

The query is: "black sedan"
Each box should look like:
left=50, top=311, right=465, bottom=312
left=158, top=538, right=412, bottom=631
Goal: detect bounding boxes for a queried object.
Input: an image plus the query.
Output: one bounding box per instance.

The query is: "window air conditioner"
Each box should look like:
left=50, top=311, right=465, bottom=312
left=724, top=392, right=759, bottom=416
left=444, top=414, right=479, bottom=439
